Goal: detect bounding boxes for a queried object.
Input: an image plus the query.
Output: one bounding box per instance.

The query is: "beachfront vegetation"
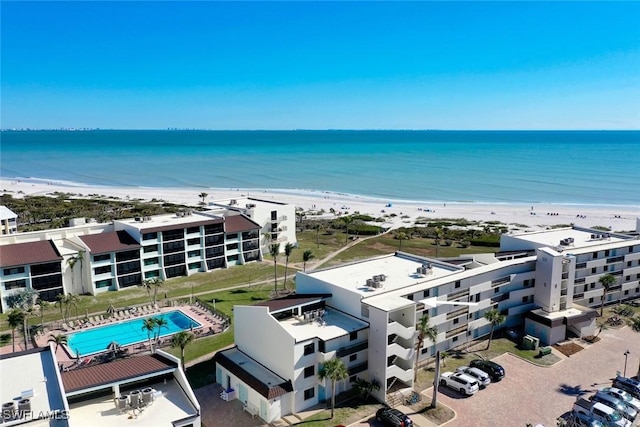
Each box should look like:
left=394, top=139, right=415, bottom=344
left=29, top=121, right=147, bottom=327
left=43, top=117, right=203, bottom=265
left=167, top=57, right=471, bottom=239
left=0, top=193, right=191, bottom=232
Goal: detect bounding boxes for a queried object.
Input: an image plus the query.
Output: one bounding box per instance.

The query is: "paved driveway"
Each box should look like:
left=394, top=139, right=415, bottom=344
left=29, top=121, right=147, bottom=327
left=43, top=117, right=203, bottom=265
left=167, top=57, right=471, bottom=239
left=425, top=326, right=640, bottom=426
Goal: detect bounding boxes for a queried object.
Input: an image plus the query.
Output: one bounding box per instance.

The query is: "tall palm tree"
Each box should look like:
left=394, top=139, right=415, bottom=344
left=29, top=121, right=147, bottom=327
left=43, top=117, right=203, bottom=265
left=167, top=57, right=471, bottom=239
left=198, top=192, right=208, bottom=204
left=396, top=231, right=409, bottom=251
left=283, top=243, right=295, bottom=290
left=56, top=293, right=65, bottom=321
left=341, top=216, right=354, bottom=243
left=484, top=308, right=506, bottom=350
left=7, top=309, right=24, bottom=353
left=5, top=288, right=37, bottom=351
left=154, top=317, right=169, bottom=343
left=432, top=349, right=442, bottom=409
left=415, top=314, right=438, bottom=381
left=318, top=357, right=349, bottom=419
left=599, top=273, right=616, bottom=316
left=171, top=331, right=195, bottom=367
left=315, top=223, right=324, bottom=248
left=48, top=333, right=68, bottom=353
left=142, top=317, right=157, bottom=352
left=269, top=243, right=280, bottom=294
left=302, top=249, right=315, bottom=272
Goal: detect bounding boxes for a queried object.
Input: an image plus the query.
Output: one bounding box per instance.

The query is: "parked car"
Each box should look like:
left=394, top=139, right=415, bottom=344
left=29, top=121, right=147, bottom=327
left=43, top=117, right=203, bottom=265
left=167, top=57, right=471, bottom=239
left=573, top=398, right=631, bottom=427
left=439, top=371, right=480, bottom=396
left=591, top=391, right=637, bottom=421
left=570, top=410, right=605, bottom=427
left=455, top=366, right=491, bottom=388
left=613, top=377, right=640, bottom=400
left=601, top=387, right=640, bottom=412
left=375, top=407, right=413, bottom=427
left=469, top=359, right=505, bottom=381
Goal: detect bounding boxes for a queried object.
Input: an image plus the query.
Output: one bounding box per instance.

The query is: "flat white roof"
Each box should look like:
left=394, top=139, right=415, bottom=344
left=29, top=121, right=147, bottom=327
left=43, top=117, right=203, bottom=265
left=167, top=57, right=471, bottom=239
left=221, top=347, right=288, bottom=392
left=507, top=227, right=631, bottom=251
left=210, top=196, right=291, bottom=208
left=0, top=348, right=68, bottom=426
left=278, top=309, right=368, bottom=343
left=67, top=379, right=196, bottom=427
left=364, top=294, right=415, bottom=311
left=308, top=254, right=462, bottom=298
left=115, top=211, right=220, bottom=231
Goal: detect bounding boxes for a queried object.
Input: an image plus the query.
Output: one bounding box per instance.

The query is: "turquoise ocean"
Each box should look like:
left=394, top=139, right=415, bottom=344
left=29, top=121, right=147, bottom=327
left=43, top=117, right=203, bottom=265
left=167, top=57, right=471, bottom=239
left=1, top=130, right=638, bottom=206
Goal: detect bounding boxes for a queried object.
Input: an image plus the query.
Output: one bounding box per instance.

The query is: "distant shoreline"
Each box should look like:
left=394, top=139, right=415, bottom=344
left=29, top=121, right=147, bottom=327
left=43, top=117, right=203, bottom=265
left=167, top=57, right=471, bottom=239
left=2, top=177, right=638, bottom=233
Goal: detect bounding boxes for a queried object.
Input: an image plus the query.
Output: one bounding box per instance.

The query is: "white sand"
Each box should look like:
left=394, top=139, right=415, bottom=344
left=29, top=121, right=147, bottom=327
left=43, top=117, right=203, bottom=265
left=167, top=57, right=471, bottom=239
left=2, top=178, right=638, bottom=233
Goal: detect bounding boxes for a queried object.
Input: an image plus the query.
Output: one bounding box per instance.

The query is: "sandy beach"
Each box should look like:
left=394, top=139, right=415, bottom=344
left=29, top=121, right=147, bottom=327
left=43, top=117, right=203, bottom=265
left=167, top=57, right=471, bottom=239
left=1, top=178, right=638, bottom=233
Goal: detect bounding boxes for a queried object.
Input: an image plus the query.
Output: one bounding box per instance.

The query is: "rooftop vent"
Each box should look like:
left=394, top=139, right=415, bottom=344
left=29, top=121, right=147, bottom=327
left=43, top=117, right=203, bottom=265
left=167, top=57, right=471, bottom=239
left=17, top=399, right=31, bottom=417
left=230, top=199, right=237, bottom=205
left=2, top=401, right=16, bottom=421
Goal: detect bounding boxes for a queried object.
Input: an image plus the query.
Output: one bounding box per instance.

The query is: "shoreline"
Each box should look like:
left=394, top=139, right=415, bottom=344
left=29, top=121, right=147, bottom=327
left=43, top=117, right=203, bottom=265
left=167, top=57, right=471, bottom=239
left=2, top=177, right=639, bottom=233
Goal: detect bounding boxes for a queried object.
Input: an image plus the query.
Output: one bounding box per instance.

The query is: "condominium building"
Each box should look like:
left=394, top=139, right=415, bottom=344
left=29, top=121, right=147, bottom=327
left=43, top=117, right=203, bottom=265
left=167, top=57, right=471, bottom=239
left=207, top=197, right=297, bottom=253
left=0, top=346, right=201, bottom=427
left=215, top=225, right=640, bottom=419
left=0, top=211, right=262, bottom=312
left=0, top=205, right=18, bottom=235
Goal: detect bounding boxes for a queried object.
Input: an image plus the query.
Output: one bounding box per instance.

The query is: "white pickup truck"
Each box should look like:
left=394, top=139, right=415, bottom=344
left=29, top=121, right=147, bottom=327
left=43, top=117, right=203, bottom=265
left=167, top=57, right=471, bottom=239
left=573, top=398, right=631, bottom=427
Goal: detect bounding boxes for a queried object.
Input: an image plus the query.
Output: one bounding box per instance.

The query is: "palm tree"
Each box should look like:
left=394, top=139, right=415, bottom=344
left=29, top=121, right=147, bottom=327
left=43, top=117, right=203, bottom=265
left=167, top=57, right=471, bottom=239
left=396, top=231, right=409, bottom=251
left=283, top=243, right=295, bottom=290
left=198, top=192, right=208, bottom=204
left=142, top=317, right=157, bottom=352
left=56, top=293, right=65, bottom=322
left=415, top=314, right=438, bottom=381
left=302, top=249, right=315, bottom=272
left=598, top=273, right=616, bottom=316
left=7, top=310, right=24, bottom=353
left=351, top=377, right=380, bottom=402
left=154, top=317, right=169, bottom=343
left=432, top=349, right=442, bottom=409
left=48, top=333, right=68, bottom=353
left=67, top=251, right=86, bottom=294
left=484, top=308, right=506, bottom=350
left=341, top=216, right=354, bottom=243
left=269, top=243, right=280, bottom=294
left=143, top=277, right=164, bottom=307
left=38, top=300, right=51, bottom=326
left=318, top=357, right=349, bottom=419
left=5, top=288, right=37, bottom=350
left=434, top=227, right=444, bottom=258
left=171, top=331, right=195, bottom=367
left=440, top=351, right=449, bottom=367
left=315, top=223, right=324, bottom=248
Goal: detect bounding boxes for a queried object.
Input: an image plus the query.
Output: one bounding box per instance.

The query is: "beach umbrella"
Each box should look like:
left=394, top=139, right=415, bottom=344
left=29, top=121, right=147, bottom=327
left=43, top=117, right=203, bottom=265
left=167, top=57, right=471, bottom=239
left=107, top=305, right=115, bottom=315
left=106, top=341, right=121, bottom=351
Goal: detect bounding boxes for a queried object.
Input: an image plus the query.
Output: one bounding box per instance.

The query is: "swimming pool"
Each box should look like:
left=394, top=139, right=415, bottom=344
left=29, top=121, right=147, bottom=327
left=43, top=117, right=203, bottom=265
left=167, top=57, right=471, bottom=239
left=66, top=310, right=201, bottom=357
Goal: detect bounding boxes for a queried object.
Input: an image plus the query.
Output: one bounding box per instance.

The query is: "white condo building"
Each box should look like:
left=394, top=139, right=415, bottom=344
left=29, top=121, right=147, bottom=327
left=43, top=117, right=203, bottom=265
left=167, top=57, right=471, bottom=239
left=0, top=206, right=18, bottom=235
left=215, top=225, right=640, bottom=421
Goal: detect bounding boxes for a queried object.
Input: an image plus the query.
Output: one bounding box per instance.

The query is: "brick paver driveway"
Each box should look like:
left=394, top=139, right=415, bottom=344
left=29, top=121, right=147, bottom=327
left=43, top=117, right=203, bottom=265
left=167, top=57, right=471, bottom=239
left=427, top=327, right=640, bottom=427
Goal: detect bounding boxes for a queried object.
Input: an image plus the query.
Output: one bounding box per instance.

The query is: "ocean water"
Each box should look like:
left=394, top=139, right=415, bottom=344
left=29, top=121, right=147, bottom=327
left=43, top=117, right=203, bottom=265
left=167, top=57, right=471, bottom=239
left=1, top=130, right=638, bottom=206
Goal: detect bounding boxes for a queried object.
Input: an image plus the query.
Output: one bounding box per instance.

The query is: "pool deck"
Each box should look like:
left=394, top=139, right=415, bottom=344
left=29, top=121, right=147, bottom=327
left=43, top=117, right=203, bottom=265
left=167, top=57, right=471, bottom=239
left=29, top=303, right=227, bottom=368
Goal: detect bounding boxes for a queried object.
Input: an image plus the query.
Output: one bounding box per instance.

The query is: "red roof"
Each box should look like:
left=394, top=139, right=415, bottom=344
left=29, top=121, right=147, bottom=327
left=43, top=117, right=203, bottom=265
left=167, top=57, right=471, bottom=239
left=225, top=215, right=261, bottom=233
left=61, top=354, right=176, bottom=393
left=254, top=294, right=331, bottom=313
left=0, top=240, right=62, bottom=268
left=79, top=230, right=140, bottom=254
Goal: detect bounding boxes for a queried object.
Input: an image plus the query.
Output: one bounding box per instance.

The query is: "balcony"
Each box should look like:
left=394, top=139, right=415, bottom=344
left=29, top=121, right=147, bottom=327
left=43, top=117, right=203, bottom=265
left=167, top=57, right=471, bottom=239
left=387, top=343, right=414, bottom=360
left=336, top=341, right=369, bottom=358
left=445, top=325, right=468, bottom=339
left=491, top=276, right=511, bottom=287
left=447, top=289, right=469, bottom=302
left=490, top=293, right=509, bottom=304
left=386, top=364, right=413, bottom=383
left=348, top=361, right=368, bottom=376
left=388, top=321, right=415, bottom=340
left=446, top=307, right=468, bottom=320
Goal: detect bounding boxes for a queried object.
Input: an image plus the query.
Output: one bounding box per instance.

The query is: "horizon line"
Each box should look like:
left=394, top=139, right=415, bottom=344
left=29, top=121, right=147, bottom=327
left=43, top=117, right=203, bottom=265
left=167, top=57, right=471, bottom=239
left=2, top=128, right=639, bottom=132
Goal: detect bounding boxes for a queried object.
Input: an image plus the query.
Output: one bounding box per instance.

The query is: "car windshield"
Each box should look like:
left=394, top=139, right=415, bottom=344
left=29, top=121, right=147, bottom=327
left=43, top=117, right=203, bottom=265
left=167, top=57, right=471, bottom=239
left=609, top=411, right=622, bottom=421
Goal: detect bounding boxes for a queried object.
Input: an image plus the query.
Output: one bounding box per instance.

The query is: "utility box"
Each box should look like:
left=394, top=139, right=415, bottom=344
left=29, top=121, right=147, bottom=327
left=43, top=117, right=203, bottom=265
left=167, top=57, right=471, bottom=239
left=522, top=335, right=540, bottom=350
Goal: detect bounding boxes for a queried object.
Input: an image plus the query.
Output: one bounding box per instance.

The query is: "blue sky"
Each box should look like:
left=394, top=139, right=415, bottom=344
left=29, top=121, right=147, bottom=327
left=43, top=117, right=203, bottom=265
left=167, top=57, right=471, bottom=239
left=2, top=1, right=639, bottom=130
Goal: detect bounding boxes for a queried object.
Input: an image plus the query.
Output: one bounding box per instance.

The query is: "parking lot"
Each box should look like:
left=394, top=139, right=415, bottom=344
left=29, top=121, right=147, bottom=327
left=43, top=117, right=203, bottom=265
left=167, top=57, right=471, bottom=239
left=426, top=326, right=640, bottom=426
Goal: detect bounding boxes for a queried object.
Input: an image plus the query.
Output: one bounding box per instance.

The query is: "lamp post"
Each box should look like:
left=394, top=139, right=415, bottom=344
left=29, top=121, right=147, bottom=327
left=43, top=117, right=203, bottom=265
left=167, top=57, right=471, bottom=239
left=623, top=350, right=630, bottom=377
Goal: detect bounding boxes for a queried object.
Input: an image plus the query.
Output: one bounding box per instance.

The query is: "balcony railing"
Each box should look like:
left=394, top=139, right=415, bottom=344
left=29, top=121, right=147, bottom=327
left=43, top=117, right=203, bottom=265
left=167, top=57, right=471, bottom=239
left=447, top=289, right=469, bottom=302
left=445, top=325, right=468, bottom=339
left=491, top=276, right=511, bottom=287
left=490, top=293, right=509, bottom=304
left=336, top=341, right=369, bottom=358
left=348, top=361, right=368, bottom=376
left=446, top=307, right=469, bottom=320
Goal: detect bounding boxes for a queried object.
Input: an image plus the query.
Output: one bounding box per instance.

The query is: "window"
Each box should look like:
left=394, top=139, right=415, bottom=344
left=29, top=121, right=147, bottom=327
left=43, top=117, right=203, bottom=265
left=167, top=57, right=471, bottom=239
left=304, top=388, right=314, bottom=400
left=452, top=336, right=459, bottom=342
left=94, top=265, right=111, bottom=275
left=187, top=237, right=201, bottom=246
left=93, top=254, right=110, bottom=262
left=589, top=297, right=594, bottom=303
left=118, top=273, right=142, bottom=288
left=455, top=281, right=461, bottom=289
left=350, top=354, right=357, bottom=362
left=145, top=270, right=160, bottom=279
left=226, top=243, right=239, bottom=251
left=626, top=276, right=630, bottom=281
left=423, top=289, right=430, bottom=298
left=117, top=260, right=141, bottom=275
left=162, top=229, right=184, bottom=241
left=186, top=226, right=200, bottom=234
left=421, top=348, right=428, bottom=354
left=590, top=283, right=596, bottom=289
left=624, top=290, right=629, bottom=295
left=628, top=261, right=633, bottom=267
left=350, top=375, right=357, bottom=383
left=304, top=343, right=315, bottom=355
left=604, top=250, right=610, bottom=257
left=187, top=250, right=201, bottom=258
left=271, top=210, right=277, bottom=221
left=163, top=241, right=185, bottom=253
left=163, top=253, right=185, bottom=266
left=406, top=294, right=414, bottom=301
left=4, top=279, right=26, bottom=290
left=3, top=266, right=25, bottom=276
left=522, top=296, right=529, bottom=303
left=142, top=232, right=157, bottom=240
left=143, top=245, right=158, bottom=254
left=523, top=279, right=529, bottom=287
left=494, top=288, right=499, bottom=294
left=591, top=267, right=597, bottom=274
left=95, top=279, right=112, bottom=289
left=592, top=252, right=598, bottom=259
left=188, top=262, right=201, bottom=270
left=350, top=331, right=358, bottom=341
left=603, top=265, right=609, bottom=272
left=453, top=318, right=459, bottom=324
left=144, top=257, right=159, bottom=266
left=116, top=250, right=139, bottom=262
left=304, top=366, right=314, bottom=378
left=31, top=263, right=62, bottom=276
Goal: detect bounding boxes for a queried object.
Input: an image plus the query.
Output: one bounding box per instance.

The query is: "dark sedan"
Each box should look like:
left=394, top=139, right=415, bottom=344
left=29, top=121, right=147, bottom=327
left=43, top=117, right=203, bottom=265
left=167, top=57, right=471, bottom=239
left=469, top=359, right=505, bottom=381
